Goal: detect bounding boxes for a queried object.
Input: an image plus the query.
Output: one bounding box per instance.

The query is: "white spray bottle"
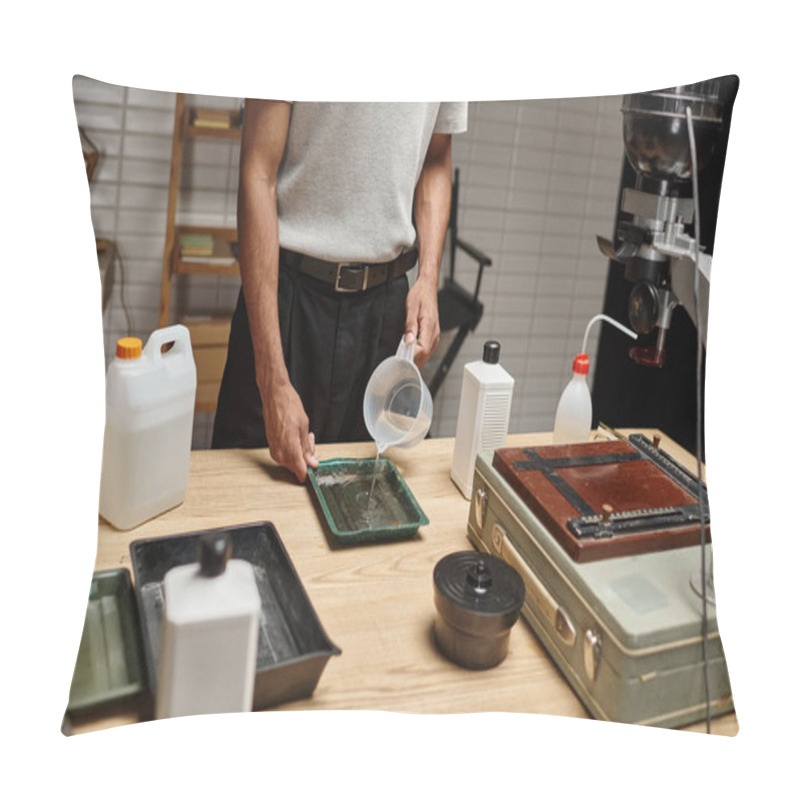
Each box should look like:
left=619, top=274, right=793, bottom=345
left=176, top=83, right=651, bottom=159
left=553, top=314, right=637, bottom=444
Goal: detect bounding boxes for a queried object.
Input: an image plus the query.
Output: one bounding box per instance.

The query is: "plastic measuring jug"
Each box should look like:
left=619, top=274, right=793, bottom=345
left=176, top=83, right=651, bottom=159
left=363, top=337, right=433, bottom=453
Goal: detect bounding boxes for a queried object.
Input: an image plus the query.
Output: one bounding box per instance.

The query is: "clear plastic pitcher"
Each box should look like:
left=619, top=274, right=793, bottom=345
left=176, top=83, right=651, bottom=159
left=363, top=337, right=433, bottom=452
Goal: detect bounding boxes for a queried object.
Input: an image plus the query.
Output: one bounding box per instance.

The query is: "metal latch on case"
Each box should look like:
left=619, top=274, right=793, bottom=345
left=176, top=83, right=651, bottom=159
left=583, top=629, right=602, bottom=683
left=555, top=609, right=576, bottom=644
left=475, top=486, right=489, bottom=529
left=490, top=523, right=576, bottom=647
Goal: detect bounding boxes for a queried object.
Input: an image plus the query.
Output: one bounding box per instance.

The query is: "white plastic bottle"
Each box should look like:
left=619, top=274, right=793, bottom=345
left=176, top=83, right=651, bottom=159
left=553, top=352, right=592, bottom=444
left=99, top=325, right=197, bottom=529
left=156, top=531, right=261, bottom=719
left=451, top=341, right=514, bottom=498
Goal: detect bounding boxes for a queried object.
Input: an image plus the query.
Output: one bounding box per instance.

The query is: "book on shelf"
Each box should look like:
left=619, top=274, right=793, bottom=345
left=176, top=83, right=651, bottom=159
left=179, top=233, right=214, bottom=257
left=179, top=233, right=213, bottom=247
left=178, top=235, right=237, bottom=266
left=184, top=255, right=237, bottom=266
left=191, top=108, right=234, bottom=130
left=193, top=119, right=231, bottom=130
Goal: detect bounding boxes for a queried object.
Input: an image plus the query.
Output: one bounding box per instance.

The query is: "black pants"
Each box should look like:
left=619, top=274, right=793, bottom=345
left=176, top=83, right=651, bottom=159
left=211, top=261, right=409, bottom=449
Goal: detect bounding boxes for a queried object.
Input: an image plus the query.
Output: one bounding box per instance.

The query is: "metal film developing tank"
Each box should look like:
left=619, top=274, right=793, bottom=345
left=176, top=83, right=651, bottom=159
left=433, top=551, right=525, bottom=670
left=598, top=81, right=724, bottom=367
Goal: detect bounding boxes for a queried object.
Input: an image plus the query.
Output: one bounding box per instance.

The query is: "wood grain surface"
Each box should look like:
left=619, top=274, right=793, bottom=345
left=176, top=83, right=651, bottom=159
left=75, top=430, right=737, bottom=737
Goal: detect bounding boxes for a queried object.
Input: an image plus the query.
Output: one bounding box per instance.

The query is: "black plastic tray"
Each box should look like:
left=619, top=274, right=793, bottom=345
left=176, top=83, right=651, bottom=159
left=129, top=521, right=340, bottom=711
left=66, top=568, right=145, bottom=717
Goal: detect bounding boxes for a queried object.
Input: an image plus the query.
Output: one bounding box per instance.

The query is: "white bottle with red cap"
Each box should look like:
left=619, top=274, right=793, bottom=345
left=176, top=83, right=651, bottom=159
left=553, top=352, right=592, bottom=444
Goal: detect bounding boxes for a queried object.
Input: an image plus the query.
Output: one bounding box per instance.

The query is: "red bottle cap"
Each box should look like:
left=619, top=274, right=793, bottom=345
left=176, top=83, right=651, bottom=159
left=572, top=353, right=589, bottom=375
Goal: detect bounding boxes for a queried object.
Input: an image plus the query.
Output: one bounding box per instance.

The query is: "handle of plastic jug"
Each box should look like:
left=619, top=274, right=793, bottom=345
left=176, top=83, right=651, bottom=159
left=144, top=324, right=192, bottom=360
left=396, top=335, right=416, bottom=363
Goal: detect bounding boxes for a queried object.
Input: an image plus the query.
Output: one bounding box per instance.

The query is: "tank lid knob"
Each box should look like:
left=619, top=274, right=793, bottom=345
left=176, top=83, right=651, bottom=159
left=466, top=559, right=494, bottom=593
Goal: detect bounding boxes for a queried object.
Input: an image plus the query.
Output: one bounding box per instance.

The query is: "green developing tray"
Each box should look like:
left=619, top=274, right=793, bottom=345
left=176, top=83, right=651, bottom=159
left=66, top=568, right=145, bottom=716
left=308, top=457, right=429, bottom=545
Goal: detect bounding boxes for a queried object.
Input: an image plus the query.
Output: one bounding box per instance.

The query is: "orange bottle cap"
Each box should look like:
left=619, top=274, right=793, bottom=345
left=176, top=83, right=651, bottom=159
left=116, top=337, right=143, bottom=359
left=572, top=353, right=590, bottom=375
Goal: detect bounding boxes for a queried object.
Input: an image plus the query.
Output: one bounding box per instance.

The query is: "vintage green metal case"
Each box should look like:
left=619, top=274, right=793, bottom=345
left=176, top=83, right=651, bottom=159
left=467, top=452, right=734, bottom=728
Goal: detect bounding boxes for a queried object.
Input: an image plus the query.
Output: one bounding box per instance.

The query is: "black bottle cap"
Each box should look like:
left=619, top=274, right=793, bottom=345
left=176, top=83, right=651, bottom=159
left=198, top=531, right=231, bottom=577
left=483, top=341, right=500, bottom=364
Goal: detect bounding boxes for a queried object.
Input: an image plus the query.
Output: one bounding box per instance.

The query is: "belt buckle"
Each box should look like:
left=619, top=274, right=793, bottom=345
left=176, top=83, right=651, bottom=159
left=335, top=262, right=369, bottom=293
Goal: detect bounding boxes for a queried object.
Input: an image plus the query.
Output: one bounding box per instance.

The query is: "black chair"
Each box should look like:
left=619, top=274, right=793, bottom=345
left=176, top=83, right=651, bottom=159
left=425, top=167, right=492, bottom=398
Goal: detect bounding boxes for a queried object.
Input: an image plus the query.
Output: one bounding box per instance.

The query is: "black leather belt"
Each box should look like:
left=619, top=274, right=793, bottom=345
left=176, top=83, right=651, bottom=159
left=280, top=246, right=418, bottom=293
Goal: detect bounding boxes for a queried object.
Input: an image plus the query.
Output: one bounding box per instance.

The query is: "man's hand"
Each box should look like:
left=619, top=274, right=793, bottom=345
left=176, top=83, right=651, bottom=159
left=261, top=379, right=319, bottom=482
left=405, top=275, right=440, bottom=369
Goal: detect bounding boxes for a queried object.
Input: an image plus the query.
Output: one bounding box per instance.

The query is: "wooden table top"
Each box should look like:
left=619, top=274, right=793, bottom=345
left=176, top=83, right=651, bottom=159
left=75, top=429, right=737, bottom=736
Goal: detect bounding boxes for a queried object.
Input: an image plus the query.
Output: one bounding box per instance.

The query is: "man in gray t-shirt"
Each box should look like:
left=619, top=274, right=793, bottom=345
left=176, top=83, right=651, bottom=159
left=212, top=100, right=468, bottom=481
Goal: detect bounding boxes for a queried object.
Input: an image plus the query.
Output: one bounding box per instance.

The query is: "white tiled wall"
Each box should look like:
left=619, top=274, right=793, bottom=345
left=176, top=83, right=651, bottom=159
left=435, top=96, right=624, bottom=437
left=73, top=76, right=624, bottom=449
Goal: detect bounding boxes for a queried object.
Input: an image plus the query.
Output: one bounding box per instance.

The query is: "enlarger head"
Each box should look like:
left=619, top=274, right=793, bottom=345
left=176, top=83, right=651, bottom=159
left=622, top=82, right=724, bottom=189
left=598, top=82, right=724, bottom=367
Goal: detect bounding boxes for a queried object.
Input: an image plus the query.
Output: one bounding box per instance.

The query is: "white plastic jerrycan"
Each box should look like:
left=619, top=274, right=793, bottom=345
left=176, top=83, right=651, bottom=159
left=363, top=336, right=433, bottom=453
left=99, top=325, right=197, bottom=529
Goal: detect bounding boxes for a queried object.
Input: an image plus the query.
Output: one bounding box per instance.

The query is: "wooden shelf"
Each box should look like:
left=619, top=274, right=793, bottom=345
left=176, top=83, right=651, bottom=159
left=160, top=93, right=242, bottom=414
left=181, top=316, right=232, bottom=414
left=173, top=225, right=239, bottom=276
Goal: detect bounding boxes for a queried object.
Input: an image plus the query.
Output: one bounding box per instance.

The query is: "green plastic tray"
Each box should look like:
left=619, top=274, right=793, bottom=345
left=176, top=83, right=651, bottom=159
left=66, top=568, right=145, bottom=716
left=308, top=457, right=428, bottom=545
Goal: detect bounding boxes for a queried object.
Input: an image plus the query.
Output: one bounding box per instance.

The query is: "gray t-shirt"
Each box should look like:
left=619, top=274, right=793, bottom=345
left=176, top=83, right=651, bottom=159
left=276, top=102, right=468, bottom=263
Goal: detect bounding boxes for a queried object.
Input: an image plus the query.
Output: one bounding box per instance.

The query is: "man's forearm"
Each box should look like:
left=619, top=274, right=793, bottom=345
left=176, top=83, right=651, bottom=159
left=405, top=133, right=452, bottom=363
left=414, top=132, right=453, bottom=286
left=237, top=175, right=288, bottom=392
left=237, top=100, right=292, bottom=396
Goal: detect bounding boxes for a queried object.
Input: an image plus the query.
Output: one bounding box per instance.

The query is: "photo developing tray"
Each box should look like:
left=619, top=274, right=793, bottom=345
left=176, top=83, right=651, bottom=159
left=66, top=568, right=145, bottom=717
left=307, top=457, right=429, bottom=546
left=129, top=521, right=340, bottom=711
